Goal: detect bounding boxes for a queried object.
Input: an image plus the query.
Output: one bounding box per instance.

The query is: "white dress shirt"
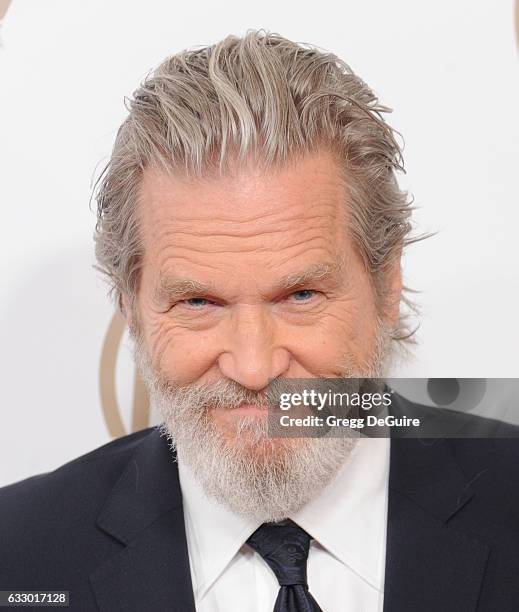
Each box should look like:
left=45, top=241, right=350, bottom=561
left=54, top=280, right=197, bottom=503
left=178, top=437, right=390, bottom=612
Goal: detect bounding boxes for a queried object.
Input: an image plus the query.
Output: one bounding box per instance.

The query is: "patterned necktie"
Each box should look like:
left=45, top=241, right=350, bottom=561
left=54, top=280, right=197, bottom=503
left=246, top=519, right=323, bottom=612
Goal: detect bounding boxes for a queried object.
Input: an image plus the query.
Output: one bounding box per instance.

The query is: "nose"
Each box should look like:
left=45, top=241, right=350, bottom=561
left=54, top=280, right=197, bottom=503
left=217, top=305, right=290, bottom=391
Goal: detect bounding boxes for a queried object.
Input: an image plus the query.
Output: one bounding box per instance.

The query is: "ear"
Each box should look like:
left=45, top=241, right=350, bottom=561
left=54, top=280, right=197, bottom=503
left=120, top=292, right=134, bottom=331
left=385, top=250, right=403, bottom=331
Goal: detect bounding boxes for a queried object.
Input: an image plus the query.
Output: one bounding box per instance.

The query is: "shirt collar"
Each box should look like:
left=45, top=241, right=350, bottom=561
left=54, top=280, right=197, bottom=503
left=178, top=436, right=390, bottom=598
left=178, top=460, right=261, bottom=600
left=291, top=437, right=390, bottom=591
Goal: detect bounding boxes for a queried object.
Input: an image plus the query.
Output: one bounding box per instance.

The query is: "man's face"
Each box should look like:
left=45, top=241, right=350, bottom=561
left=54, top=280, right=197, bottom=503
left=131, top=149, right=393, bottom=431
left=125, top=148, right=399, bottom=521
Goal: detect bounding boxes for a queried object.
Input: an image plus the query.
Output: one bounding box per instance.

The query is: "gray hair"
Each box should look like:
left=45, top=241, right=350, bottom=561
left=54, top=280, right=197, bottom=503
left=93, top=30, right=423, bottom=343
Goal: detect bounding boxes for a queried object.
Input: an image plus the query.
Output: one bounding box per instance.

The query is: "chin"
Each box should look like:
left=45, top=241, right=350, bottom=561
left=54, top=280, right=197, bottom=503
left=221, top=419, right=306, bottom=462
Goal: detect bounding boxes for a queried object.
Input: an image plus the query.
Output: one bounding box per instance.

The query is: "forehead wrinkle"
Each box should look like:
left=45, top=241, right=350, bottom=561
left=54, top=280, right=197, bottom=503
left=148, top=209, right=338, bottom=241
left=165, top=232, right=332, bottom=258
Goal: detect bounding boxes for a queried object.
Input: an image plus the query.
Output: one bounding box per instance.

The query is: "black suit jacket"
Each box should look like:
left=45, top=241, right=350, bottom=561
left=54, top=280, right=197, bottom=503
left=1, top=395, right=519, bottom=611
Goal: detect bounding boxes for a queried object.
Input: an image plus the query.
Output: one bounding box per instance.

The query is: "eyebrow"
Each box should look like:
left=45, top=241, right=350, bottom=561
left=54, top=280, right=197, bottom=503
left=153, top=277, right=214, bottom=303
left=153, top=261, right=345, bottom=303
left=276, top=261, right=344, bottom=292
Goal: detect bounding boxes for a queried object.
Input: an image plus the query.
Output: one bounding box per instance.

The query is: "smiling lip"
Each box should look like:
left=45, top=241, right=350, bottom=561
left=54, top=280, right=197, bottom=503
left=229, top=403, right=268, bottom=415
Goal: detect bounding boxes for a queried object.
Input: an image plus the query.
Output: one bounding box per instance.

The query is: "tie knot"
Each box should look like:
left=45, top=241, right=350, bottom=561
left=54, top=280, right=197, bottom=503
left=246, top=519, right=311, bottom=586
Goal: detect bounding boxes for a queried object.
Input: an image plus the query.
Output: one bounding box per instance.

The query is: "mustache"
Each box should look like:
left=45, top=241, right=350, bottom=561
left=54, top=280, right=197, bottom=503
left=155, top=376, right=272, bottom=410
left=134, top=339, right=273, bottom=411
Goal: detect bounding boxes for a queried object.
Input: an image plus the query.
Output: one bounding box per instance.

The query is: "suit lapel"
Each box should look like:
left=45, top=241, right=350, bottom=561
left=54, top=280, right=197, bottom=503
left=383, top=435, right=489, bottom=612
left=89, top=428, right=196, bottom=611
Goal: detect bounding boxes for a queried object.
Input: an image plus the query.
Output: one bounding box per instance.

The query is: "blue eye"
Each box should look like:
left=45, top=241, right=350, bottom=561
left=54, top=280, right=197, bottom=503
left=291, top=290, right=315, bottom=301
left=185, top=297, right=210, bottom=307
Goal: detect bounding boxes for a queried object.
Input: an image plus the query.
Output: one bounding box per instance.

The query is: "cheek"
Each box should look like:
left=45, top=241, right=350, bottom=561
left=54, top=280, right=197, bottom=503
left=158, top=332, right=218, bottom=384
left=285, top=308, right=369, bottom=375
left=142, top=309, right=219, bottom=385
left=289, top=281, right=380, bottom=374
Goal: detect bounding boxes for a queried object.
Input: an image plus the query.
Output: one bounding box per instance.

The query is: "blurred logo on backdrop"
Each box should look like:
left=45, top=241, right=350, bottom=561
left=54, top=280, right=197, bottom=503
left=0, top=0, right=11, bottom=20
left=100, top=312, right=150, bottom=438
left=0, top=0, right=12, bottom=47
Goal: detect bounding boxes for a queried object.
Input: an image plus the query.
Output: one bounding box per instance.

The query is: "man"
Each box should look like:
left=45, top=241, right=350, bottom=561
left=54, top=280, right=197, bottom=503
left=1, top=31, right=518, bottom=612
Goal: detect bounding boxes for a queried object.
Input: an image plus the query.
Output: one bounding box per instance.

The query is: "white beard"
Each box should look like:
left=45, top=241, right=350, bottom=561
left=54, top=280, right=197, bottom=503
left=131, top=324, right=392, bottom=523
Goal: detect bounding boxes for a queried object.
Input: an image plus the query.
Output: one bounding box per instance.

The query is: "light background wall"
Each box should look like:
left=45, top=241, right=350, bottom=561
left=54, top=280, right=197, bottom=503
left=1, top=0, right=518, bottom=486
